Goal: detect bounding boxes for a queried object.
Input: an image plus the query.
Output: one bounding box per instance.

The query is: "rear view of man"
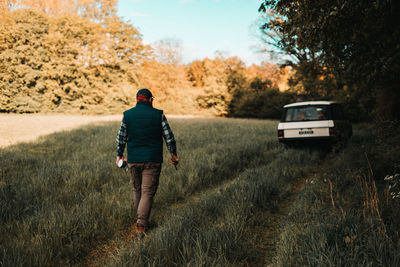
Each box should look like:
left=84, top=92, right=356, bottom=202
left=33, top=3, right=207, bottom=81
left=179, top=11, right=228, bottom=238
left=116, top=88, right=179, bottom=238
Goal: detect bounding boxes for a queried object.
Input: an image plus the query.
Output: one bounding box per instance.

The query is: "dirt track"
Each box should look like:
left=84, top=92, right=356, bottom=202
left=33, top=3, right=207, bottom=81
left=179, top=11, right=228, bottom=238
left=0, top=114, right=204, bottom=148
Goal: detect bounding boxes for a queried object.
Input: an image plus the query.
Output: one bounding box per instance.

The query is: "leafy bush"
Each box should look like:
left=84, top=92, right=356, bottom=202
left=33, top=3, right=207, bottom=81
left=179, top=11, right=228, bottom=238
left=229, top=87, right=296, bottom=119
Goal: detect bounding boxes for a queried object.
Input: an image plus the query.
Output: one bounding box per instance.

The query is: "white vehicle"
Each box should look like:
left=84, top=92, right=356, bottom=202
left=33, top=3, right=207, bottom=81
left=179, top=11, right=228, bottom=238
left=277, top=101, right=352, bottom=144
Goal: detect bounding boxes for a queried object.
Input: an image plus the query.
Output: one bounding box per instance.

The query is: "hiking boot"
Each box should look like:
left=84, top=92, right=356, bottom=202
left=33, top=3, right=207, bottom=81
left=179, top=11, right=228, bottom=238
left=135, top=223, right=146, bottom=239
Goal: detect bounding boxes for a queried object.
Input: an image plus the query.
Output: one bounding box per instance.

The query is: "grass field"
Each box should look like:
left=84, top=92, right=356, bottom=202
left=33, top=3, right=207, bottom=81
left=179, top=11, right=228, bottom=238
left=1, top=118, right=399, bottom=266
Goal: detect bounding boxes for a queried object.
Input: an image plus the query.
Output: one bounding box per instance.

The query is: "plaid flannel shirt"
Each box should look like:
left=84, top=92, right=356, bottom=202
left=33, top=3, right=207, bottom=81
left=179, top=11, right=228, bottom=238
left=116, top=114, right=177, bottom=157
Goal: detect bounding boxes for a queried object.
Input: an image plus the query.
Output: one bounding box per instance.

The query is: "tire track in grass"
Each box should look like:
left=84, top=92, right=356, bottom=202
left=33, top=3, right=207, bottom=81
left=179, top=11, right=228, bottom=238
left=85, top=146, right=281, bottom=266
left=87, top=149, right=323, bottom=266
left=85, top=174, right=245, bottom=266
left=243, top=169, right=321, bottom=266
left=90, top=170, right=254, bottom=266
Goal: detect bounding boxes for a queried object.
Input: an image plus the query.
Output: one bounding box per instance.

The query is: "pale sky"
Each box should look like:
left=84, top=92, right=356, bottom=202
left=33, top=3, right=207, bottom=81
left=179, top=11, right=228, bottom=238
left=117, top=0, right=271, bottom=65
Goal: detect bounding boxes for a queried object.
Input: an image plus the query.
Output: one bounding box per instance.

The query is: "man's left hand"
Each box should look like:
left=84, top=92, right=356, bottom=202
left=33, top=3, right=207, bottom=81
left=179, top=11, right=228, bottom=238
left=170, top=153, right=179, bottom=167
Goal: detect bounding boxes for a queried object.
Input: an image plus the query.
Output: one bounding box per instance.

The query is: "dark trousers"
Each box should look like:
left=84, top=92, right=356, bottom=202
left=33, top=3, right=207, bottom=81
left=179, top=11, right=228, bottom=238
left=128, top=162, right=162, bottom=227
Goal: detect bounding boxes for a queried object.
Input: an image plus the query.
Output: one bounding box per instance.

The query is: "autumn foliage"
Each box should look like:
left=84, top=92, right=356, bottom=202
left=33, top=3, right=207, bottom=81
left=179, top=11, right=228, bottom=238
left=0, top=1, right=293, bottom=116
left=0, top=3, right=147, bottom=114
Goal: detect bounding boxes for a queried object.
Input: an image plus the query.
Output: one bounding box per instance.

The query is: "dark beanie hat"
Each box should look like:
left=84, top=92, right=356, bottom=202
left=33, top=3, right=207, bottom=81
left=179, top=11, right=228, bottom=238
left=136, top=88, right=153, bottom=99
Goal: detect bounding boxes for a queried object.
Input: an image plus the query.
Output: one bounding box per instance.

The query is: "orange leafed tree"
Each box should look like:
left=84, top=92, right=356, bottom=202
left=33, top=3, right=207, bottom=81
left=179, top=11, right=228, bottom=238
left=1, top=0, right=117, bottom=20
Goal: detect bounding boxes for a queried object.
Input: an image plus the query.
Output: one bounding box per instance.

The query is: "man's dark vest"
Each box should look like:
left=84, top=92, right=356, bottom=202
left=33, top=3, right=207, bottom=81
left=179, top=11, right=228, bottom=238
left=123, top=102, right=163, bottom=163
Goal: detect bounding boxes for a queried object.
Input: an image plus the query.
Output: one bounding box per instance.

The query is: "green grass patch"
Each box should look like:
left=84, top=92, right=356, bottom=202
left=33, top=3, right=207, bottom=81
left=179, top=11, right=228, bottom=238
left=272, top=125, right=400, bottom=266
left=1, top=119, right=398, bottom=266
left=0, top=118, right=279, bottom=266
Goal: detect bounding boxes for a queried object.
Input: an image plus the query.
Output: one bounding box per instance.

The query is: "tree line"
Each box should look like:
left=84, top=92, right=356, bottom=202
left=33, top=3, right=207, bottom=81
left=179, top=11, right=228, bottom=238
left=0, top=0, right=294, bottom=117
left=2, top=0, right=396, bottom=121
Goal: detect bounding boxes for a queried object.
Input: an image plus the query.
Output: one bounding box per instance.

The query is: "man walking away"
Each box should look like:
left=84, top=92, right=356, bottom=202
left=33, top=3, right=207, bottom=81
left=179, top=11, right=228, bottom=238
left=116, top=88, right=179, bottom=238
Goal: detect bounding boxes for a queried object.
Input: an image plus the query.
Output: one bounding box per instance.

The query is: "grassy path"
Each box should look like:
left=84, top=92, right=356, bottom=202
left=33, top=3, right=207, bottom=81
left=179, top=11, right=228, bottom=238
left=84, top=131, right=285, bottom=265
left=85, top=175, right=242, bottom=266
left=243, top=171, right=318, bottom=266
left=83, top=146, right=322, bottom=266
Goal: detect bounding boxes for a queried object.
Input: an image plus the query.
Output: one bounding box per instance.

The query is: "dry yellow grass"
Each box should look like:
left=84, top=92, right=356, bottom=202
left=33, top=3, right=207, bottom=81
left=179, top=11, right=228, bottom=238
left=0, top=114, right=122, bottom=148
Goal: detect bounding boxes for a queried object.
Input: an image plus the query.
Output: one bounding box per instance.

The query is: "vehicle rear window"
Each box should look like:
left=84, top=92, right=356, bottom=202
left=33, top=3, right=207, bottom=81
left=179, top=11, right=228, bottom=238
left=281, top=105, right=330, bottom=122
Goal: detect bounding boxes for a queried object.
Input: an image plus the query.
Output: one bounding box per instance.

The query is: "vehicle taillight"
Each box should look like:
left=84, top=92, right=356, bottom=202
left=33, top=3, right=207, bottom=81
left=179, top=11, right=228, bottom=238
left=278, top=130, right=284, bottom=138
left=329, top=127, right=335, bottom=136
